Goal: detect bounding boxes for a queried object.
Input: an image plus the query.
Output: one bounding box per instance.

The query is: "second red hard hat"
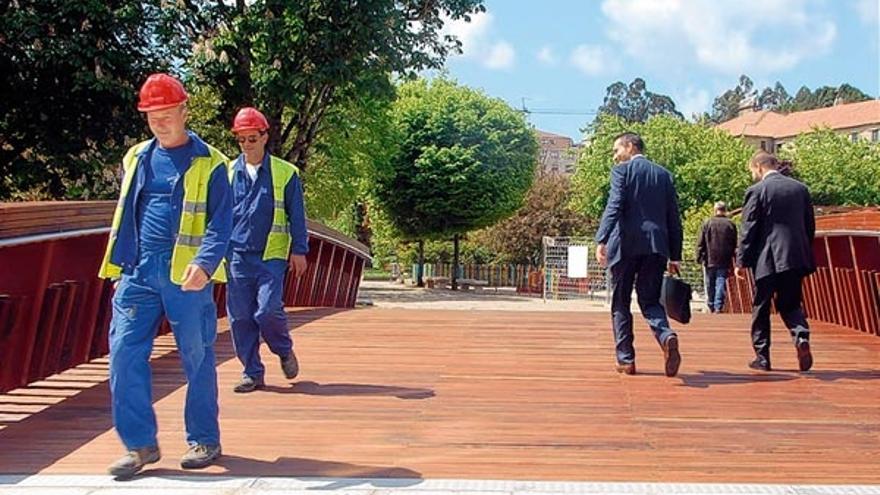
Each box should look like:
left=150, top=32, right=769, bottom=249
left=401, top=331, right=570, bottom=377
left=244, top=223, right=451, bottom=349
left=232, top=107, right=270, bottom=133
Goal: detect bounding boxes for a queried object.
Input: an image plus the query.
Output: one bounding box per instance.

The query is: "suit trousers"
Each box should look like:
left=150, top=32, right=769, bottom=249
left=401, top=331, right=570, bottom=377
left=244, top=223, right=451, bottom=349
left=609, top=254, right=676, bottom=364
left=751, top=270, right=810, bottom=362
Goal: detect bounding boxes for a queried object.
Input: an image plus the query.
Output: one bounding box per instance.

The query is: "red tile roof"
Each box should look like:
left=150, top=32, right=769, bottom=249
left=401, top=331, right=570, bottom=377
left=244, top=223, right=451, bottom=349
left=716, top=100, right=880, bottom=139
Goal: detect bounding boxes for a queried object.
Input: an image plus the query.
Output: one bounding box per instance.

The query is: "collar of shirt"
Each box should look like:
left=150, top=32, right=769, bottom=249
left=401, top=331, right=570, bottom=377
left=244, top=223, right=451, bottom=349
left=235, top=154, right=270, bottom=177
left=631, top=153, right=645, bottom=160
left=763, top=169, right=780, bottom=179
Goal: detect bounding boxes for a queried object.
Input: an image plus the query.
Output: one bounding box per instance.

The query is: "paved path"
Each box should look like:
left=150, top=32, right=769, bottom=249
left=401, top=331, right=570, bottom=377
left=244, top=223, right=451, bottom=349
left=1, top=308, right=878, bottom=493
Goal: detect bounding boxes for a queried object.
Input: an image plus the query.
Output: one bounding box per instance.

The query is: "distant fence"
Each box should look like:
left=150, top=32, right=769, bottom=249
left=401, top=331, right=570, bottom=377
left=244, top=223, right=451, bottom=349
left=0, top=201, right=371, bottom=393
left=427, top=262, right=540, bottom=294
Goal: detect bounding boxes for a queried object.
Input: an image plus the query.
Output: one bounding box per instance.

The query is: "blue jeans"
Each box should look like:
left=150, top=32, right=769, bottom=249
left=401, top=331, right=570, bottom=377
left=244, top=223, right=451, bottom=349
left=609, top=254, right=677, bottom=364
left=109, top=251, right=220, bottom=450
left=226, top=251, right=292, bottom=379
left=705, top=266, right=729, bottom=313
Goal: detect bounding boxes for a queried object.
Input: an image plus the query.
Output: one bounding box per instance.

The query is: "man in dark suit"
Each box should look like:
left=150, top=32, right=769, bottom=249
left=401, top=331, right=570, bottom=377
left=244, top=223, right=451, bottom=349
left=696, top=201, right=737, bottom=313
left=595, top=132, right=683, bottom=377
left=735, top=151, right=815, bottom=372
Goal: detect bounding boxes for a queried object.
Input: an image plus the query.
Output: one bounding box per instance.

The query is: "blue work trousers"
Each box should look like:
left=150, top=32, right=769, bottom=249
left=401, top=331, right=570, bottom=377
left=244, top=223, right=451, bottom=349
left=109, top=251, right=220, bottom=450
left=226, top=251, right=292, bottom=379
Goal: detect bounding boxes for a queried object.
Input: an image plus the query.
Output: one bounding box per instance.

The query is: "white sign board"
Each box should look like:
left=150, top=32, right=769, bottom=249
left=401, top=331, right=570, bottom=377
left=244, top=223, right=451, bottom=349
left=567, top=246, right=589, bottom=278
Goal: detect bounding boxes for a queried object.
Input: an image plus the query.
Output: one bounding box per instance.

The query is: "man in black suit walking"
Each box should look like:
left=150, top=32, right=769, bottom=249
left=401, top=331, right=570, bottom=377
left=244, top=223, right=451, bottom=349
left=735, top=151, right=815, bottom=372
left=595, top=133, right=683, bottom=377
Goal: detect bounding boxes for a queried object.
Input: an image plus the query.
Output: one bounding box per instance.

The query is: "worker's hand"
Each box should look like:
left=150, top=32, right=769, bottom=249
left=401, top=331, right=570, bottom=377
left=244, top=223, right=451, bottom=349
left=734, top=266, right=747, bottom=280
left=289, top=254, right=308, bottom=278
left=181, top=264, right=209, bottom=291
left=595, top=243, right=608, bottom=267
left=667, top=261, right=681, bottom=275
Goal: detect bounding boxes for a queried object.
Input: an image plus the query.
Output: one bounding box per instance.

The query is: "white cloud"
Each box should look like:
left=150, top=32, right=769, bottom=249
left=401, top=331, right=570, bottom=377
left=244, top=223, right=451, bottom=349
left=675, top=87, right=711, bottom=119
left=854, top=0, right=879, bottom=23
left=569, top=44, right=619, bottom=76
left=441, top=12, right=516, bottom=70
left=600, top=0, right=837, bottom=75
left=537, top=45, right=558, bottom=65
left=485, top=42, right=515, bottom=69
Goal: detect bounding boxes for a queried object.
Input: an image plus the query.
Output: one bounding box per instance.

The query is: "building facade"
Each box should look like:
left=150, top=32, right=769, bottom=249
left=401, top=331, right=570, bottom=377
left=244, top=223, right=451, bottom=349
left=536, top=130, right=580, bottom=176
left=716, top=99, right=880, bottom=153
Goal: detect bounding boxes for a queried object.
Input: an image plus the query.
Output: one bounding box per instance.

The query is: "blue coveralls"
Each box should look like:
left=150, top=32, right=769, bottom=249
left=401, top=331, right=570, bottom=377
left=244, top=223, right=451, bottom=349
left=108, top=133, right=232, bottom=450
left=227, top=154, right=308, bottom=380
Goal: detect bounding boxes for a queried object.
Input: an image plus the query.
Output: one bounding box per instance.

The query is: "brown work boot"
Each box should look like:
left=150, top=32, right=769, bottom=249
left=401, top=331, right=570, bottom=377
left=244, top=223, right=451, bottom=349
left=280, top=351, right=299, bottom=379
left=233, top=375, right=265, bottom=393
left=615, top=362, right=636, bottom=375
left=662, top=335, right=681, bottom=377
left=180, top=444, right=222, bottom=469
left=107, top=446, right=160, bottom=479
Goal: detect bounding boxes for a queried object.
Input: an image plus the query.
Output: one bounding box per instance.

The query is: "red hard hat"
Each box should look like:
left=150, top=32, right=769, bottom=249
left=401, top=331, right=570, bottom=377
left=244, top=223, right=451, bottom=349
left=231, top=107, right=270, bottom=133
left=137, top=73, right=188, bottom=112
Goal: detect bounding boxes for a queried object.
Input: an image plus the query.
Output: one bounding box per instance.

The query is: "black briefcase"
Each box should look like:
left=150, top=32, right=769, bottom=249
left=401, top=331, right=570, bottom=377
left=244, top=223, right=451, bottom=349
left=661, top=275, right=692, bottom=324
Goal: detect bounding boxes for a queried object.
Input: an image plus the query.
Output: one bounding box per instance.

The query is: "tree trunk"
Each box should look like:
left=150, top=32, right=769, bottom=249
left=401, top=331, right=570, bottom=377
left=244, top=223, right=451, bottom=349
left=452, top=234, right=460, bottom=291
left=417, top=240, right=425, bottom=288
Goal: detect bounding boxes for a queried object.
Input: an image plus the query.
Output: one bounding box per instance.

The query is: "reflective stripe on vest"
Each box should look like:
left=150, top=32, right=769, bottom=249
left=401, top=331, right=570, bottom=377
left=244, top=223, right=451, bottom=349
left=98, top=139, right=229, bottom=284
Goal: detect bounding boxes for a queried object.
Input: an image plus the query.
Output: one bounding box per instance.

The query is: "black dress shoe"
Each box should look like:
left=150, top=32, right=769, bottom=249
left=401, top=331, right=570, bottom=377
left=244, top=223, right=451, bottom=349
left=796, top=340, right=813, bottom=372
left=748, top=357, right=771, bottom=371
left=615, top=362, right=636, bottom=375
left=662, top=335, right=681, bottom=377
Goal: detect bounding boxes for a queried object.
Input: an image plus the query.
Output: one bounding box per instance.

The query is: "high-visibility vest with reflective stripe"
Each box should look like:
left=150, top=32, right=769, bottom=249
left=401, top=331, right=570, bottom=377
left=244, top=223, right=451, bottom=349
left=229, top=155, right=300, bottom=261
left=99, top=140, right=230, bottom=284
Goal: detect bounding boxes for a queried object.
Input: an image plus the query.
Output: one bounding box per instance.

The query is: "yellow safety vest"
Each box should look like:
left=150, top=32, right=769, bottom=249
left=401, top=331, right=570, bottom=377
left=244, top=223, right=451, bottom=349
left=229, top=155, right=300, bottom=261
left=99, top=139, right=230, bottom=284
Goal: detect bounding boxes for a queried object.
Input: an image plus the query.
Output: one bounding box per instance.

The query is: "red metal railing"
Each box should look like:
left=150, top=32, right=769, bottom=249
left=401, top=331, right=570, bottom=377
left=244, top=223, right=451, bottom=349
left=0, top=202, right=370, bottom=393
left=724, top=231, right=880, bottom=336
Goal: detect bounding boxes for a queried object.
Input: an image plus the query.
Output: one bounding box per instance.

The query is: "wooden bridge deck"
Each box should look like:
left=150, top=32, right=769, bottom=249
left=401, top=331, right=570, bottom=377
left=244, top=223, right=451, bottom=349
left=1, top=308, right=879, bottom=483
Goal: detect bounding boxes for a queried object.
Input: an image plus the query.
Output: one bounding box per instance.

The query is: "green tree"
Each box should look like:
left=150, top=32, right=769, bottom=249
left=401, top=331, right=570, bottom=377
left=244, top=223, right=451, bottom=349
left=303, top=93, right=396, bottom=237
left=709, top=75, right=873, bottom=122
left=598, top=78, right=683, bottom=123
left=475, top=173, right=592, bottom=266
left=570, top=114, right=753, bottom=247
left=376, top=78, right=538, bottom=286
left=780, top=128, right=880, bottom=206
left=709, top=75, right=756, bottom=123
left=0, top=0, right=187, bottom=199
left=186, top=0, right=484, bottom=172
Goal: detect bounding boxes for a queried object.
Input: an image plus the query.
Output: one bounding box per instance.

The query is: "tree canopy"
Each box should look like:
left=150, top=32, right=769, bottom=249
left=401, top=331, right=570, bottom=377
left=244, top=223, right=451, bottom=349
left=475, top=173, right=591, bottom=266
left=186, top=0, right=485, bottom=171
left=708, top=75, right=872, bottom=123
left=375, top=78, right=538, bottom=240
left=597, top=78, right=683, bottom=123
left=0, top=0, right=186, bottom=199
left=780, top=128, right=880, bottom=206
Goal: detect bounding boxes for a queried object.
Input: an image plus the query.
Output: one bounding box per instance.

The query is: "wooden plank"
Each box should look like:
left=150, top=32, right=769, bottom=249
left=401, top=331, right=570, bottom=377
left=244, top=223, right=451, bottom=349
left=0, top=310, right=879, bottom=483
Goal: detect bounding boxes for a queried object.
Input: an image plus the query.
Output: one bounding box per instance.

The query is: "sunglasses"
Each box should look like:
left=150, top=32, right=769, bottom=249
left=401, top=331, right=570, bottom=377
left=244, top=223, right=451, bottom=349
left=236, top=132, right=266, bottom=144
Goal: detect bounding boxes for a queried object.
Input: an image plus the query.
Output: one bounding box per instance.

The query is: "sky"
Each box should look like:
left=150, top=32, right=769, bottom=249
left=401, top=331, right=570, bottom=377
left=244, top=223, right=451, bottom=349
left=438, top=0, right=880, bottom=142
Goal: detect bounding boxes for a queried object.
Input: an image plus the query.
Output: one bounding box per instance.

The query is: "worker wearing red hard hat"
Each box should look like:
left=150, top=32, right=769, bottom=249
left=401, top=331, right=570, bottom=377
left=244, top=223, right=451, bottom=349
left=225, top=106, right=309, bottom=393
left=99, top=73, right=232, bottom=477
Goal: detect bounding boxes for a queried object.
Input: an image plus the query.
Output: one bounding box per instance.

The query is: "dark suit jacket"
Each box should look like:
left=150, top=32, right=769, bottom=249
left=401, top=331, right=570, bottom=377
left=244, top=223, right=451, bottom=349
left=696, top=216, right=737, bottom=268
left=594, top=155, right=683, bottom=268
left=736, top=171, right=816, bottom=280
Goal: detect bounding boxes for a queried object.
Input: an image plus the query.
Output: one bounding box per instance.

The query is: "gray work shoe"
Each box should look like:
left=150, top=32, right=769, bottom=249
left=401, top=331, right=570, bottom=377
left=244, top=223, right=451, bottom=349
left=180, top=443, right=222, bottom=469
left=107, top=445, right=160, bottom=478
left=233, top=375, right=265, bottom=393
left=281, top=351, right=299, bottom=379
